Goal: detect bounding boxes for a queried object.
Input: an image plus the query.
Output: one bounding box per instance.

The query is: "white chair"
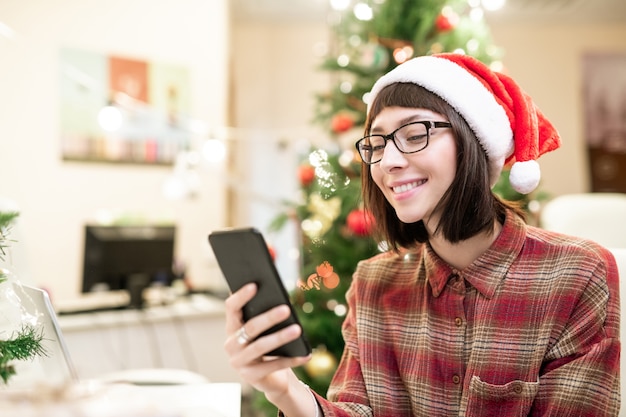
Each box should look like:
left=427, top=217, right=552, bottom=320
left=541, top=193, right=626, bottom=248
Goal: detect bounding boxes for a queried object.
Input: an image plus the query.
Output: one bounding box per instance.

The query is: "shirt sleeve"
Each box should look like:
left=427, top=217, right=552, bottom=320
left=530, top=247, right=620, bottom=416
left=315, top=278, right=375, bottom=417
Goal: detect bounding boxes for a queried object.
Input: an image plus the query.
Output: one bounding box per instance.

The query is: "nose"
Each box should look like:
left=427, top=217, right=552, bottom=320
left=378, top=139, right=408, bottom=171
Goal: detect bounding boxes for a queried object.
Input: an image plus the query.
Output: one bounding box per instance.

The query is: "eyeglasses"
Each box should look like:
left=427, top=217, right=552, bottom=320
left=355, top=120, right=452, bottom=165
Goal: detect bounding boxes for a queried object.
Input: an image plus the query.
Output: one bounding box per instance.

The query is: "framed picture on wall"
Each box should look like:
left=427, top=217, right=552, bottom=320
left=582, top=52, right=626, bottom=192
left=59, top=47, right=191, bottom=165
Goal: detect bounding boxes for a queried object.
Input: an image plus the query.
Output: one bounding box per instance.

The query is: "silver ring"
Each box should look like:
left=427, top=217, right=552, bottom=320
left=236, top=326, right=251, bottom=345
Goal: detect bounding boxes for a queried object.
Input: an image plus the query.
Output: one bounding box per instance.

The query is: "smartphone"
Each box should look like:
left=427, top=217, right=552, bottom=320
left=208, top=227, right=311, bottom=357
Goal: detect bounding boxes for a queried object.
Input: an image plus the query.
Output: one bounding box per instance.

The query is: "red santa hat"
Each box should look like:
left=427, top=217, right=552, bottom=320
left=367, top=53, right=561, bottom=194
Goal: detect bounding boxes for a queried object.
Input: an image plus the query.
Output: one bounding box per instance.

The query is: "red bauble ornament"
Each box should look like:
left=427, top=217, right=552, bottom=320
left=331, top=113, right=355, bottom=133
left=346, top=209, right=375, bottom=237
left=298, top=164, right=316, bottom=187
left=435, top=13, right=454, bottom=32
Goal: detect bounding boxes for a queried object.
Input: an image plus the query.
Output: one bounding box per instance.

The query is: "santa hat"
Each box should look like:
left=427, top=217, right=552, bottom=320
left=367, top=53, right=561, bottom=194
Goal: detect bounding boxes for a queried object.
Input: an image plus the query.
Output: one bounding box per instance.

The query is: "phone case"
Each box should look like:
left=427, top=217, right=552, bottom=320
left=208, top=227, right=311, bottom=357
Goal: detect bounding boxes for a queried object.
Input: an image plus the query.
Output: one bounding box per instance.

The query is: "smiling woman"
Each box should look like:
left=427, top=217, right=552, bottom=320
left=222, top=52, right=620, bottom=417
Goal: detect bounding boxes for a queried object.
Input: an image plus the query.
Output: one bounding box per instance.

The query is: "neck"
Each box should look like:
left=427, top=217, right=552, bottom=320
left=427, top=220, right=502, bottom=271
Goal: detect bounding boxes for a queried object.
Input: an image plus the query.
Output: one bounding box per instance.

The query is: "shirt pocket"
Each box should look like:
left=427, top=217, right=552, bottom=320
left=465, top=375, right=539, bottom=417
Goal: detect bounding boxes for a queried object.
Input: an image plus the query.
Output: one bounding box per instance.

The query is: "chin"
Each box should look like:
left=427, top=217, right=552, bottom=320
left=395, top=212, right=425, bottom=224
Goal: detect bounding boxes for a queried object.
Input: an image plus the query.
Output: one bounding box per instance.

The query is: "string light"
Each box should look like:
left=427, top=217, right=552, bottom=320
left=337, top=54, right=350, bottom=67
left=202, top=139, right=226, bottom=163
left=97, top=105, right=123, bottom=132
left=481, top=0, right=506, bottom=11
left=393, top=46, right=414, bottom=64
left=353, top=2, right=373, bottom=21
left=469, top=7, right=484, bottom=21
left=466, top=38, right=480, bottom=53
left=329, top=0, right=350, bottom=11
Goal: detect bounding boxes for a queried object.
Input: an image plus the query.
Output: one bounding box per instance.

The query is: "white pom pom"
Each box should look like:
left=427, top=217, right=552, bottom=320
left=509, top=160, right=540, bottom=194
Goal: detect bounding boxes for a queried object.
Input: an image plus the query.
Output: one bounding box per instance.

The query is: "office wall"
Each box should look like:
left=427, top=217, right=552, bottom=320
left=231, top=17, right=626, bottom=211
left=488, top=21, right=626, bottom=196
left=0, top=0, right=229, bottom=300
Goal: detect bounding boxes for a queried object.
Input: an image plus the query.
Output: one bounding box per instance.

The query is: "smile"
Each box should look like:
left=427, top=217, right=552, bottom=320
left=392, top=180, right=426, bottom=194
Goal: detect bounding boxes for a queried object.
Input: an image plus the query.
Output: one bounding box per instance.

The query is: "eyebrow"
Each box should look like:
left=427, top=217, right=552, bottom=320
left=370, top=114, right=430, bottom=134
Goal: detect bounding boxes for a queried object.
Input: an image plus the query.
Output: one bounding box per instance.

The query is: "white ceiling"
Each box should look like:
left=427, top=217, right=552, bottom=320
left=231, top=0, right=626, bottom=24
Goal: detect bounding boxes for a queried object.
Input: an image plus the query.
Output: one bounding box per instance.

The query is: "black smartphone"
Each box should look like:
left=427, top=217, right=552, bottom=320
left=208, top=227, right=311, bottom=357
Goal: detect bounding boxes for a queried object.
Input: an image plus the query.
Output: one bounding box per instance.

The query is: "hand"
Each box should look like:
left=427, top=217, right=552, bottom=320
left=224, top=283, right=311, bottom=398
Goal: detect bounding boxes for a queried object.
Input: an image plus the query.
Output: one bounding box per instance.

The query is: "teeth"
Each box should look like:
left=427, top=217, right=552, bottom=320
left=393, top=180, right=424, bottom=193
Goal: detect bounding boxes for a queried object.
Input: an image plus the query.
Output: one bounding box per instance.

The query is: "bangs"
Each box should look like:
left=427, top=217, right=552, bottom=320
left=366, top=83, right=452, bottom=133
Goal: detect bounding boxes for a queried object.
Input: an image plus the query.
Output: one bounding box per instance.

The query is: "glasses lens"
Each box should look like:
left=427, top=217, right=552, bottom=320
left=395, top=122, right=428, bottom=153
left=358, top=136, right=385, bottom=163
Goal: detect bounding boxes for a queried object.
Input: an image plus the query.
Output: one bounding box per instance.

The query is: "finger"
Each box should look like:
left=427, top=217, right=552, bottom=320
left=224, top=304, right=291, bottom=354
left=230, top=322, right=304, bottom=364
left=224, top=283, right=257, bottom=331
left=243, top=304, right=291, bottom=341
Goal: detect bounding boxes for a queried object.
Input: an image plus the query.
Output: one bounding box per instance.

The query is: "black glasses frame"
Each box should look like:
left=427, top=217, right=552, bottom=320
left=355, top=120, right=452, bottom=165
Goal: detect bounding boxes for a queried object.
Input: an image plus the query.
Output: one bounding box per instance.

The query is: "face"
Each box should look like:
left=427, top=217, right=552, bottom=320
left=369, top=106, right=457, bottom=229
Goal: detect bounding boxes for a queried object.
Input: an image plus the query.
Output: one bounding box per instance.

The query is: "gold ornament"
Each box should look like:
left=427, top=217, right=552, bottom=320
left=304, top=346, right=338, bottom=379
left=303, top=194, right=342, bottom=239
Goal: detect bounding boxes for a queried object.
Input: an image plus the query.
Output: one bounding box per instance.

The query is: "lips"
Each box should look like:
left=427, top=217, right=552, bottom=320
left=392, top=179, right=426, bottom=194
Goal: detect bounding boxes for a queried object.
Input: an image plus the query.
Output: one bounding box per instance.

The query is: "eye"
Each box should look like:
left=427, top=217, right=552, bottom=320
left=364, top=136, right=385, bottom=151
left=405, top=134, right=428, bottom=143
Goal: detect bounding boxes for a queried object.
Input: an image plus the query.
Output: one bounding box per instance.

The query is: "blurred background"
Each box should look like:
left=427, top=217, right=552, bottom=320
left=0, top=0, right=625, bottom=412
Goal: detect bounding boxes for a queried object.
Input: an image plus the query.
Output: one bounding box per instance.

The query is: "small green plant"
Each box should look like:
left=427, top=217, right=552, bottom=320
left=0, top=211, right=48, bottom=384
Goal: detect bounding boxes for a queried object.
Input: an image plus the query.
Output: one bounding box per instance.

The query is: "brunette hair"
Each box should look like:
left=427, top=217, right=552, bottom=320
left=361, top=83, right=525, bottom=249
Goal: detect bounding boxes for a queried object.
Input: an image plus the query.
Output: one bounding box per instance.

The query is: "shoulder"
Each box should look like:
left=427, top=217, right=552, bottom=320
left=523, top=226, right=615, bottom=270
left=515, top=226, right=618, bottom=307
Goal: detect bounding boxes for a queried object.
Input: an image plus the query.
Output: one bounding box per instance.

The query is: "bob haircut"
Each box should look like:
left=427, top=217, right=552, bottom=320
left=361, top=82, right=525, bottom=249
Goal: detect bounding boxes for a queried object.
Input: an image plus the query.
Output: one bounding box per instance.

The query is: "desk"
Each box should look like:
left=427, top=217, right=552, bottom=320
left=0, top=382, right=241, bottom=417
left=57, top=295, right=241, bottom=384
left=127, top=383, right=242, bottom=417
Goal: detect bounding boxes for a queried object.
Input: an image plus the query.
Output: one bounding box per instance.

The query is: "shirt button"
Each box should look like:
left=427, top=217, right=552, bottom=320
left=513, top=384, right=523, bottom=394
left=452, top=375, right=461, bottom=384
left=454, top=317, right=463, bottom=327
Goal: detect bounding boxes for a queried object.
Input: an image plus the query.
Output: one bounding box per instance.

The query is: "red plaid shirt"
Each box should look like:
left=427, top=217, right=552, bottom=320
left=313, top=211, right=620, bottom=416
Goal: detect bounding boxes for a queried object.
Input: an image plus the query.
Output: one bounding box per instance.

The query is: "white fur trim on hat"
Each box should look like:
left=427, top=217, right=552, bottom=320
left=367, top=56, right=514, bottom=187
left=509, top=160, right=541, bottom=195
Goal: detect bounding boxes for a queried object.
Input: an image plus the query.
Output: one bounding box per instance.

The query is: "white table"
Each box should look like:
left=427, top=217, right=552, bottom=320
left=128, top=382, right=242, bottom=417
left=0, top=382, right=242, bottom=417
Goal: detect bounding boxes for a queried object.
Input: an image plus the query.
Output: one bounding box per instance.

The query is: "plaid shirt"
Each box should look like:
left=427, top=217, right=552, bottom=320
left=313, top=211, right=620, bottom=416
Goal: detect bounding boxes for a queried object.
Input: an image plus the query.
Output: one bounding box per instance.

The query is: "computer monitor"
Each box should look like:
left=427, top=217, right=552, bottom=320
left=81, top=224, right=176, bottom=306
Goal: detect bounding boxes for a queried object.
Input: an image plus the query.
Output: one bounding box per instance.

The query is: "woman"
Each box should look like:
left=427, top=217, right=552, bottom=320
left=223, top=53, right=620, bottom=416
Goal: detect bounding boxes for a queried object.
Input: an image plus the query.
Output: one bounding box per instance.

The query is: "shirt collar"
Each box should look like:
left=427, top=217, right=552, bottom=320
left=423, top=210, right=527, bottom=298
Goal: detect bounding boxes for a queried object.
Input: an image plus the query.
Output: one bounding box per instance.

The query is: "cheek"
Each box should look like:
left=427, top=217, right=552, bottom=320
left=434, top=138, right=458, bottom=182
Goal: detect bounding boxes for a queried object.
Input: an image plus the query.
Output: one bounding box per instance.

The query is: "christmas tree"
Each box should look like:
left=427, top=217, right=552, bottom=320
left=257, top=0, right=540, bottom=415
left=0, top=211, right=47, bottom=384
